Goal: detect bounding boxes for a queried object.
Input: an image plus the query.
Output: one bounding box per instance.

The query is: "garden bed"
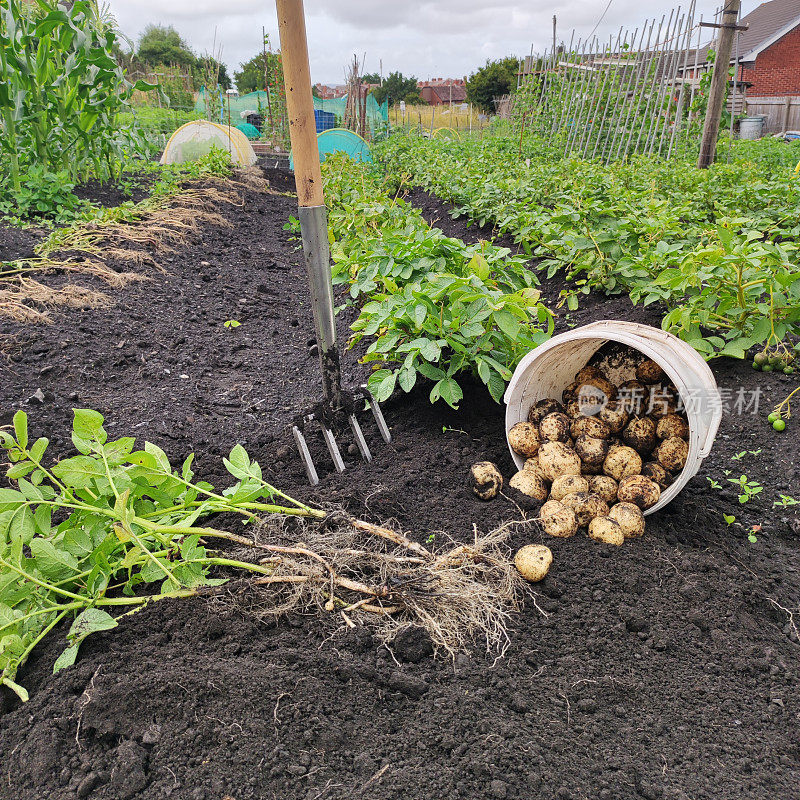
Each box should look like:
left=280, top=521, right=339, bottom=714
left=0, top=168, right=798, bottom=800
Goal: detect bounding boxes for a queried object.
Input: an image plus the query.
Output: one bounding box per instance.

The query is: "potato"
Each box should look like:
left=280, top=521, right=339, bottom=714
left=539, top=412, right=572, bottom=443
left=515, top=544, right=553, bottom=582
left=509, top=469, right=549, bottom=501
left=561, top=491, right=609, bottom=527
left=550, top=474, right=589, bottom=501
left=588, top=475, right=618, bottom=504
left=641, top=461, right=669, bottom=490
left=603, top=444, right=643, bottom=481
left=528, top=398, right=566, bottom=425
left=588, top=517, right=624, bottom=546
left=570, top=416, right=610, bottom=440
left=468, top=461, right=503, bottom=501
left=647, top=384, right=680, bottom=417
left=617, top=475, right=661, bottom=510
left=539, top=500, right=578, bottom=538
left=562, top=381, right=580, bottom=405
left=636, top=358, right=665, bottom=384
left=575, top=365, right=607, bottom=383
left=538, top=441, right=582, bottom=482
left=508, top=422, right=542, bottom=458
left=617, top=380, right=648, bottom=416
left=656, top=413, right=689, bottom=440
left=599, top=401, right=629, bottom=434
left=655, top=436, right=688, bottom=473
left=565, top=400, right=585, bottom=419
left=574, top=435, right=609, bottom=471
left=523, top=458, right=551, bottom=483
left=575, top=378, right=617, bottom=415
left=622, top=416, right=657, bottom=456
left=608, top=502, right=646, bottom=538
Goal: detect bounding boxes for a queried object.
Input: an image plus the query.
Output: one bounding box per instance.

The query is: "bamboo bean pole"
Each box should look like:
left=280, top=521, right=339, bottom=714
left=575, top=33, right=613, bottom=158
left=631, top=11, right=671, bottom=156
left=667, top=2, right=697, bottom=159
left=550, top=29, right=575, bottom=138
left=555, top=35, right=583, bottom=148
left=595, top=26, right=637, bottom=163
left=564, top=37, right=596, bottom=156
left=612, top=18, right=656, bottom=161
left=589, top=26, right=626, bottom=160
left=646, top=9, right=686, bottom=156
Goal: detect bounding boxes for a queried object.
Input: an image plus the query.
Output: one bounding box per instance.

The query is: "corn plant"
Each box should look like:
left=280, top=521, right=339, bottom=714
left=0, top=0, right=154, bottom=196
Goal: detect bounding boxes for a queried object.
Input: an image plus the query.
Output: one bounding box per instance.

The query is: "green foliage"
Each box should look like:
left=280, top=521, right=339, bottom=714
left=316, top=154, right=554, bottom=407
left=0, top=409, right=321, bottom=701
left=466, top=57, right=521, bottom=113
left=137, top=23, right=195, bottom=68
left=235, top=43, right=283, bottom=95
left=377, top=132, right=800, bottom=358
left=0, top=166, right=86, bottom=223
left=0, top=0, right=155, bottom=202
left=373, top=72, right=422, bottom=106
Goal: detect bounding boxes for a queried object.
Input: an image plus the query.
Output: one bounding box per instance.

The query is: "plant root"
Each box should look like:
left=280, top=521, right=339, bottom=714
left=0, top=278, right=110, bottom=323
left=214, top=514, right=528, bottom=658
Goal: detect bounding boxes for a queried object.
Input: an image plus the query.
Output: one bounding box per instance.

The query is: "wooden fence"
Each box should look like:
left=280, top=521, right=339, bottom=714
left=743, top=96, right=800, bottom=134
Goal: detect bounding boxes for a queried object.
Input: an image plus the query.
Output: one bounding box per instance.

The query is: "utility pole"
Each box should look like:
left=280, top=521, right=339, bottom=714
left=697, top=0, right=742, bottom=169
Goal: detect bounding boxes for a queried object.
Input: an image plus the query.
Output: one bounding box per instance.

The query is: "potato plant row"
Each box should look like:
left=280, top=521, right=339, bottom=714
left=377, top=133, right=800, bottom=362
left=312, top=154, right=555, bottom=408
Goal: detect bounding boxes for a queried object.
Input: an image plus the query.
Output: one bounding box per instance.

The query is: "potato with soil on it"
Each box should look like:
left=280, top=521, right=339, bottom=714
left=574, top=435, right=609, bottom=472
left=588, top=516, right=624, bottom=546
left=570, top=416, right=611, bottom=441
left=603, top=444, right=643, bottom=481
left=509, top=469, right=549, bottom=501
left=508, top=422, right=542, bottom=458
left=528, top=398, right=566, bottom=425
left=539, top=500, right=578, bottom=538
left=562, top=381, right=580, bottom=405
left=622, top=416, right=657, bottom=456
left=642, top=461, right=670, bottom=490
left=560, top=491, right=609, bottom=527
left=608, top=502, right=646, bottom=538
left=514, top=544, right=553, bottom=582
left=538, top=441, right=582, bottom=482
left=576, top=378, right=617, bottom=415
left=656, top=413, right=689, bottom=440
left=636, top=358, right=665, bottom=384
left=588, top=475, right=618, bottom=504
left=655, top=436, right=689, bottom=473
left=617, top=380, right=648, bottom=416
left=550, top=474, right=589, bottom=502
left=468, top=462, right=503, bottom=501
left=599, top=401, right=629, bottom=434
left=617, top=475, right=661, bottom=510
left=539, top=412, right=572, bottom=443
left=647, top=384, right=680, bottom=418
left=575, top=365, right=608, bottom=383
left=523, top=458, right=551, bottom=483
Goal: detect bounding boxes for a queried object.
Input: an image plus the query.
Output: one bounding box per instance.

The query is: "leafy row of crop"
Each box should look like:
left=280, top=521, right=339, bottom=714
left=376, top=132, right=800, bottom=360
left=309, top=154, right=554, bottom=407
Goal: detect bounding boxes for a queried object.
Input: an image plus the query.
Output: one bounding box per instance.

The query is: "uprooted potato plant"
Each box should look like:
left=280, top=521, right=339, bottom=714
left=0, top=157, right=270, bottom=324
left=0, top=410, right=527, bottom=702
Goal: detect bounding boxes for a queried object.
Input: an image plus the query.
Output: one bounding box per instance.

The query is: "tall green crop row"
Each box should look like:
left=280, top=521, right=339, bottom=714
left=308, top=155, right=554, bottom=408
left=377, top=133, right=800, bottom=360
left=0, top=0, right=154, bottom=212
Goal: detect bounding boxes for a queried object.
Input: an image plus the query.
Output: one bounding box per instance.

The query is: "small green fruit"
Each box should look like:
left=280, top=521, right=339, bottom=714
left=768, top=412, right=778, bottom=423
left=763, top=365, right=773, bottom=372
left=769, top=355, right=783, bottom=367
left=752, top=361, right=761, bottom=370
left=784, top=366, right=795, bottom=375
left=754, top=352, right=768, bottom=367
left=773, top=419, right=786, bottom=432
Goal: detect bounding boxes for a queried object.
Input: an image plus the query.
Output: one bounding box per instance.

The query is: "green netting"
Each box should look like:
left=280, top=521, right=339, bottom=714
left=236, top=122, right=261, bottom=140
left=195, top=89, right=389, bottom=138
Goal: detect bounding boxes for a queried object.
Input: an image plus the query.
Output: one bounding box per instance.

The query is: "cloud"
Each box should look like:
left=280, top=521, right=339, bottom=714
left=108, top=0, right=757, bottom=85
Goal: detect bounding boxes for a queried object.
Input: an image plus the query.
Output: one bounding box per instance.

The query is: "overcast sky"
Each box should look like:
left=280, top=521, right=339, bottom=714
left=107, top=0, right=761, bottom=85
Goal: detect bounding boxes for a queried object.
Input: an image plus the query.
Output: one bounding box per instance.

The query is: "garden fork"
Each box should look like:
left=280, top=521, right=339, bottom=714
left=276, top=0, right=391, bottom=485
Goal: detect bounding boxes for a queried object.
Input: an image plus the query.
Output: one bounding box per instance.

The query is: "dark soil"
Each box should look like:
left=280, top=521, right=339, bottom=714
left=0, top=167, right=798, bottom=800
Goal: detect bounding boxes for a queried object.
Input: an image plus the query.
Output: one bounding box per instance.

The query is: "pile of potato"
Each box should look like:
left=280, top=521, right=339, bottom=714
left=470, top=353, right=691, bottom=547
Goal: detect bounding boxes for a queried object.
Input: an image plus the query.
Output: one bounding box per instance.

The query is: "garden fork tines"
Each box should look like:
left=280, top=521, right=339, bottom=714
left=277, top=0, right=391, bottom=485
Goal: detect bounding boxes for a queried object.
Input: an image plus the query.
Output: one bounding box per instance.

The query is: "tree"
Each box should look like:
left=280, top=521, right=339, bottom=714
left=137, top=24, right=195, bottom=68
left=234, top=50, right=283, bottom=94
left=361, top=72, right=381, bottom=85
left=466, top=57, right=520, bottom=113
left=372, top=71, right=421, bottom=105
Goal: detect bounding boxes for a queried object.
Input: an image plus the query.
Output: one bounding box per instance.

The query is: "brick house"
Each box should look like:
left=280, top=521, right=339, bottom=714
left=732, top=0, right=800, bottom=96
left=418, top=79, right=467, bottom=106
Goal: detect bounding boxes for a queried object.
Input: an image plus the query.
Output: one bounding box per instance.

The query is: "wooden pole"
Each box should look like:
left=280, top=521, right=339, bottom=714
left=697, top=0, right=741, bottom=169
left=276, top=0, right=323, bottom=207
